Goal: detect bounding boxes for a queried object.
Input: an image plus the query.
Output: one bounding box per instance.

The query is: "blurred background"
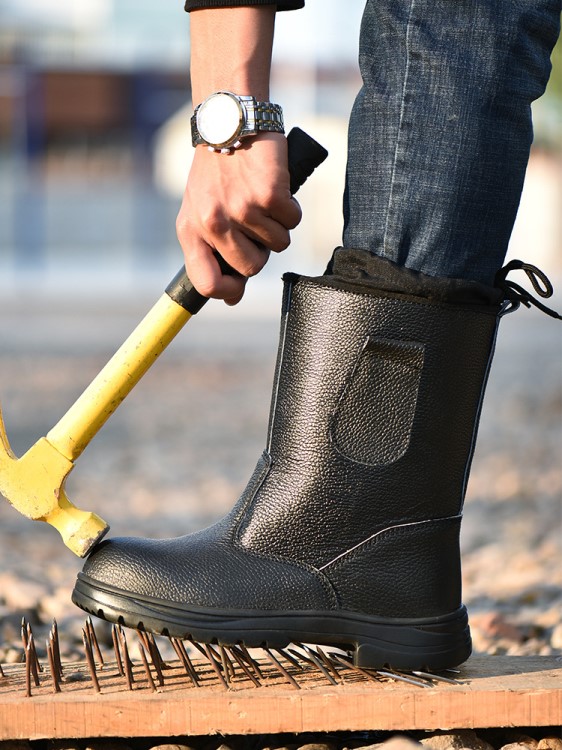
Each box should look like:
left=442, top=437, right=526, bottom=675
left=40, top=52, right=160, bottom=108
left=0, top=2, right=560, bottom=662
left=0, top=1, right=559, bottom=294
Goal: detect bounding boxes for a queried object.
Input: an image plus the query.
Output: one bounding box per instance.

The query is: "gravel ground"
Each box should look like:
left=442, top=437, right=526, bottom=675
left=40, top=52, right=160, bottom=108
left=0, top=283, right=561, bottom=664
left=1, top=728, right=562, bottom=750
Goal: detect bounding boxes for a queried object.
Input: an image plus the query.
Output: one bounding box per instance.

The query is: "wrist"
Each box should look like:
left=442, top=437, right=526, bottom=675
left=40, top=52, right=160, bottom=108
left=189, top=7, right=275, bottom=105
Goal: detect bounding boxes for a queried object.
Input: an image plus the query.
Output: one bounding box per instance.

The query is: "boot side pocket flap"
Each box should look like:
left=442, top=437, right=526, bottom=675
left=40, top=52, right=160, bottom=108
left=331, top=336, right=425, bottom=466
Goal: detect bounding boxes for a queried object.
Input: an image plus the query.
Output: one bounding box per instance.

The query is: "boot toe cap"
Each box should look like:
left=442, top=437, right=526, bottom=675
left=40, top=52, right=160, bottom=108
left=80, top=532, right=337, bottom=611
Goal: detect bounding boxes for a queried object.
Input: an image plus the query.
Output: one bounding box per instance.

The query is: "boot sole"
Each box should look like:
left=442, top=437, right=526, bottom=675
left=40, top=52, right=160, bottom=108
left=72, top=572, right=472, bottom=672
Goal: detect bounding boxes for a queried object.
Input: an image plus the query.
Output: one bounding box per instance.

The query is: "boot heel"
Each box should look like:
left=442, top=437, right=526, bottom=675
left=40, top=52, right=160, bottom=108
left=353, top=606, right=472, bottom=672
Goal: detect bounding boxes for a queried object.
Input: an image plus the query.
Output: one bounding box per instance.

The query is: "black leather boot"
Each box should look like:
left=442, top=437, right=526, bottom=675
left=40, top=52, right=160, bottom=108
left=72, top=252, right=559, bottom=671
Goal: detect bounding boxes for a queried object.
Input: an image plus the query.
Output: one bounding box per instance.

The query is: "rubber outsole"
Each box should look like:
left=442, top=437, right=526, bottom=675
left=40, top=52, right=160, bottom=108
left=72, top=572, right=472, bottom=672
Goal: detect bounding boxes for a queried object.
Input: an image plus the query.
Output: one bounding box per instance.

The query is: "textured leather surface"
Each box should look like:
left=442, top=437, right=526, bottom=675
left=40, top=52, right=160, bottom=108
left=81, top=271, right=499, bottom=621
left=322, top=516, right=462, bottom=618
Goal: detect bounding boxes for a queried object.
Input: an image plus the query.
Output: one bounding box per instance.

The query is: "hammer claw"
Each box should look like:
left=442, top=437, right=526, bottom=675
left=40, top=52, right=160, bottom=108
left=0, top=425, right=109, bottom=557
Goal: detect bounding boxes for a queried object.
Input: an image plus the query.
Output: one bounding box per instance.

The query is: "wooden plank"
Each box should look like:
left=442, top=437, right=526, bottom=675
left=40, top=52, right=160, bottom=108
left=0, top=655, right=560, bottom=740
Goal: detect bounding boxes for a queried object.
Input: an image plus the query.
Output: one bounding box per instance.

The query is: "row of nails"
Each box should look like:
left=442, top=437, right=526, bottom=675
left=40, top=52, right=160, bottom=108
left=3, top=617, right=460, bottom=697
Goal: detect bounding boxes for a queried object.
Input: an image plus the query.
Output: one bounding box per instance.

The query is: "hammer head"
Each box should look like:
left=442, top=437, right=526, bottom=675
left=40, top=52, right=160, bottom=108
left=0, top=405, right=108, bottom=557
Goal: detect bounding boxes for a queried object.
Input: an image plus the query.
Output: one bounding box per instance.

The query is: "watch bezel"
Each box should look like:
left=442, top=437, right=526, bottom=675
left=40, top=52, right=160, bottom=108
left=195, top=91, right=246, bottom=150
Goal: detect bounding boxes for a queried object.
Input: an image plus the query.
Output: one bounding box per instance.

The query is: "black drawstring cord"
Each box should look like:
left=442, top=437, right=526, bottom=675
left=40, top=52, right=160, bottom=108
left=495, top=260, right=562, bottom=320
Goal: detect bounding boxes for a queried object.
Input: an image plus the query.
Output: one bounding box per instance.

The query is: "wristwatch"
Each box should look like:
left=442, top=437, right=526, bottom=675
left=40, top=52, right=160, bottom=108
left=191, top=91, right=284, bottom=153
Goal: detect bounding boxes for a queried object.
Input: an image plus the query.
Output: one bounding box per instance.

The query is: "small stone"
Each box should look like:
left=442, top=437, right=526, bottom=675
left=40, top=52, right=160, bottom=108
left=63, top=671, right=89, bottom=683
left=420, top=731, right=494, bottom=750
left=0, top=572, right=47, bottom=611
left=39, top=587, right=76, bottom=621
left=536, top=607, right=562, bottom=630
left=381, top=740, right=422, bottom=750
left=483, top=731, right=537, bottom=749
left=479, top=731, right=536, bottom=750
left=470, top=612, right=524, bottom=643
left=149, top=746, right=197, bottom=750
left=350, top=734, right=421, bottom=750
left=537, top=739, right=562, bottom=750
left=298, top=745, right=338, bottom=750
left=550, top=623, right=562, bottom=650
left=3, top=648, right=23, bottom=664
left=203, top=740, right=239, bottom=750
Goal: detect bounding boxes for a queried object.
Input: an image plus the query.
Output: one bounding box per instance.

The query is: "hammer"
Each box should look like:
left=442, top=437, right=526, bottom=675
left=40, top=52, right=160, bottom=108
left=0, top=128, right=328, bottom=557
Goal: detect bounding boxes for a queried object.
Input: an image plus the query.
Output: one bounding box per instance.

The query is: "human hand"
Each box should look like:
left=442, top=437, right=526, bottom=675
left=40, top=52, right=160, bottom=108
left=176, top=132, right=302, bottom=305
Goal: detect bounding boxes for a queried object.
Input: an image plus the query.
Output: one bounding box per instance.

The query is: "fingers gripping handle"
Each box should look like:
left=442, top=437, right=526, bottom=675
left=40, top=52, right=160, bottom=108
left=166, top=127, right=328, bottom=314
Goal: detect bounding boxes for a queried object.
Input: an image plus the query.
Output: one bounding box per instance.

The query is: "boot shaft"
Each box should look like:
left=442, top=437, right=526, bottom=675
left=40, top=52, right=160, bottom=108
left=240, top=272, right=501, bottom=569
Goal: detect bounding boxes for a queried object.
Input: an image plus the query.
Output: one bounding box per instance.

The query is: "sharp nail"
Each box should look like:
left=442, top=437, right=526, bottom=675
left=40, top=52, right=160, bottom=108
left=143, top=633, right=166, bottom=686
left=137, top=629, right=151, bottom=653
left=25, top=643, right=32, bottom=697
left=188, top=638, right=208, bottom=660
left=298, top=646, right=338, bottom=685
left=112, top=625, right=124, bottom=676
left=325, top=651, right=381, bottom=683
left=274, top=647, right=305, bottom=672
left=83, top=621, right=92, bottom=649
left=376, top=669, right=432, bottom=688
left=147, top=633, right=166, bottom=670
left=86, top=617, right=105, bottom=669
left=228, top=647, right=261, bottom=687
left=178, top=640, right=200, bottom=687
left=202, top=643, right=228, bottom=689
left=236, top=643, right=264, bottom=679
left=47, top=632, right=61, bottom=693
left=219, top=645, right=234, bottom=682
left=27, top=632, right=41, bottom=685
left=144, top=635, right=165, bottom=687
left=82, top=628, right=101, bottom=693
left=288, top=645, right=317, bottom=667
left=412, top=669, right=463, bottom=685
left=118, top=626, right=134, bottom=690
left=313, top=645, right=341, bottom=682
left=47, top=637, right=61, bottom=693
left=170, top=638, right=200, bottom=688
left=263, top=647, right=300, bottom=690
left=137, top=641, right=156, bottom=692
left=31, top=636, right=42, bottom=676
left=51, top=621, right=63, bottom=679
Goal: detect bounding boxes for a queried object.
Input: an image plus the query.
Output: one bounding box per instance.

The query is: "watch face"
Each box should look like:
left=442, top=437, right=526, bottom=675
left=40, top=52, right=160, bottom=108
left=196, top=92, right=244, bottom=148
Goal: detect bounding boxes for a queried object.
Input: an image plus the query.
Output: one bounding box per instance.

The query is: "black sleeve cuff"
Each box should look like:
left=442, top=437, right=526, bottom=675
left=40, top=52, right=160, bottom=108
left=185, top=0, right=304, bottom=10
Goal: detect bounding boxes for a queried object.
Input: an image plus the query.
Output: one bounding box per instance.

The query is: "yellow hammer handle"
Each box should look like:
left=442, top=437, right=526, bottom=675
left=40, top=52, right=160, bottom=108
left=46, top=294, right=191, bottom=462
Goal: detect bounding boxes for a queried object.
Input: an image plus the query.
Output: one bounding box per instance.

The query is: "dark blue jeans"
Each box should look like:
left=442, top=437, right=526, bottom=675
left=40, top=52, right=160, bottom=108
left=342, top=0, right=561, bottom=284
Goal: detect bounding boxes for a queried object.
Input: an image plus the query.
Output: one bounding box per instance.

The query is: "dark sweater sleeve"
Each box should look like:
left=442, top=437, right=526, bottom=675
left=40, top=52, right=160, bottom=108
left=185, top=1, right=304, bottom=11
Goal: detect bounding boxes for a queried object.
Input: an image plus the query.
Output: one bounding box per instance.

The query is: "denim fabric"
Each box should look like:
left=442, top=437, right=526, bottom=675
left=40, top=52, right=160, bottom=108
left=342, top=0, right=561, bottom=284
